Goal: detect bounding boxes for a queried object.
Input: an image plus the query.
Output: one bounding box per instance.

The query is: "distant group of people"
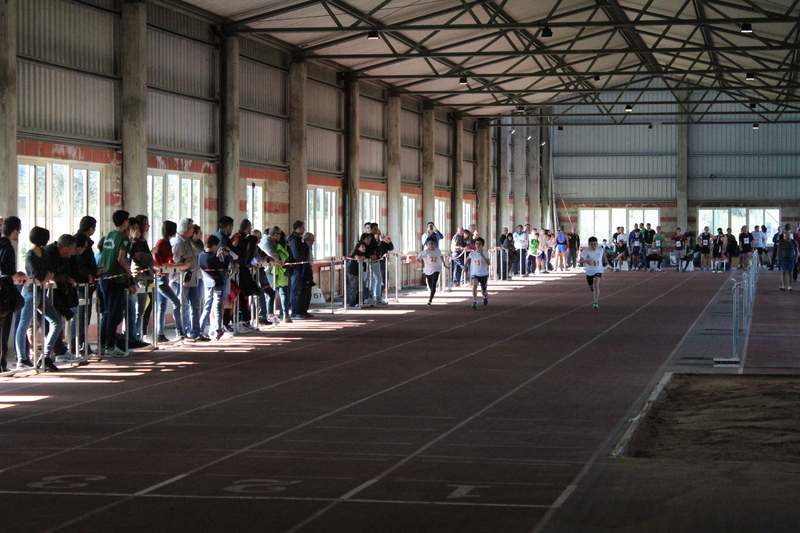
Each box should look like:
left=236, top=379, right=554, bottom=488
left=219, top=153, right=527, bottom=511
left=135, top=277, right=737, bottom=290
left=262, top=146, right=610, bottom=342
left=494, top=224, right=582, bottom=279
left=0, top=212, right=320, bottom=373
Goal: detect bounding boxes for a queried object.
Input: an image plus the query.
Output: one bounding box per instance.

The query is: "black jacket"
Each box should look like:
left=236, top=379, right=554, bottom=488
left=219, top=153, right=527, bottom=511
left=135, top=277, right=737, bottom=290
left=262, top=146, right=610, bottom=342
left=0, top=237, right=16, bottom=276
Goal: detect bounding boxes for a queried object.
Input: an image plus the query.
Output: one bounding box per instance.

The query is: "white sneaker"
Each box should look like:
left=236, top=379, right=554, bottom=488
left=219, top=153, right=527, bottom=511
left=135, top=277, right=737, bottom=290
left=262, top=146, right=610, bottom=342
left=55, top=352, right=81, bottom=363
left=106, top=347, right=130, bottom=358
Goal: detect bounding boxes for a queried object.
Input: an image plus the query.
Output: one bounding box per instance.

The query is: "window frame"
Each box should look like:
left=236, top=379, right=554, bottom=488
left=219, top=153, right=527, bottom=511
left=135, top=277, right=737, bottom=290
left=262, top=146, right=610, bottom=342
left=307, top=186, right=338, bottom=259
left=146, top=170, right=204, bottom=246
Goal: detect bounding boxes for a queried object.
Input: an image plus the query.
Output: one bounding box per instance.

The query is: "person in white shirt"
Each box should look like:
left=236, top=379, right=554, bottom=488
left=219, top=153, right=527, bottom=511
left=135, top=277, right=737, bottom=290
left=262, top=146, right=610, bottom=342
left=579, top=237, right=608, bottom=309
left=751, top=225, right=764, bottom=267
left=417, top=237, right=443, bottom=306
left=512, top=225, right=529, bottom=276
left=467, top=237, right=490, bottom=309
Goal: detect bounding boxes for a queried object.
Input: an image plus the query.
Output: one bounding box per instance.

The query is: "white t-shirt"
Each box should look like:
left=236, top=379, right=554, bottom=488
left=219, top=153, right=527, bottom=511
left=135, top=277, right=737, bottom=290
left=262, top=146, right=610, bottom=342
left=468, top=251, right=489, bottom=277
left=616, top=233, right=628, bottom=246
left=417, top=249, right=442, bottom=275
left=752, top=230, right=763, bottom=248
left=580, top=247, right=605, bottom=276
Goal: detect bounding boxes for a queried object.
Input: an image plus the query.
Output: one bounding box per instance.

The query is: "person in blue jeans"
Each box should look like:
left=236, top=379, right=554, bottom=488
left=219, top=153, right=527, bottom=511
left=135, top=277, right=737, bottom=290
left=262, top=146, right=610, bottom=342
left=199, top=234, right=230, bottom=340
left=98, top=210, right=135, bottom=357
left=172, top=218, right=202, bottom=342
left=15, top=226, right=61, bottom=371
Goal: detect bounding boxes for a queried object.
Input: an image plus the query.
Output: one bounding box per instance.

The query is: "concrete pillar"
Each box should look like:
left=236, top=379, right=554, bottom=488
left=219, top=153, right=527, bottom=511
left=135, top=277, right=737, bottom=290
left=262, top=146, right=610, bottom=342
left=219, top=34, right=241, bottom=220
left=452, top=116, right=464, bottom=236
left=527, top=124, right=541, bottom=229
left=677, top=114, right=689, bottom=231
left=386, top=95, right=402, bottom=244
left=475, top=125, right=491, bottom=242
left=120, top=0, right=148, bottom=217
left=288, top=61, right=308, bottom=226
left=496, top=122, right=510, bottom=238
left=540, top=125, right=553, bottom=229
left=512, top=119, right=526, bottom=227
left=0, top=0, right=17, bottom=218
left=421, top=104, right=435, bottom=226
left=345, top=78, right=360, bottom=248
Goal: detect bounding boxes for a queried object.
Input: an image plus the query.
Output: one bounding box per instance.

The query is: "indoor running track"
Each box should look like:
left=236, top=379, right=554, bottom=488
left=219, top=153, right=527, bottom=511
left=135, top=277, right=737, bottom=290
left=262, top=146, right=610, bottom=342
left=0, top=269, right=728, bottom=533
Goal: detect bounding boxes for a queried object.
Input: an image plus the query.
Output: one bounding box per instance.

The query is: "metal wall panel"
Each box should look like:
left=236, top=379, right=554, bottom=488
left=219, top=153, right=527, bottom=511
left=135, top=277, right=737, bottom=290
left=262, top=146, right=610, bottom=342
left=689, top=122, right=800, bottom=154
left=401, top=147, right=421, bottom=182
left=18, top=61, right=118, bottom=141
left=553, top=124, right=676, bottom=155
left=435, top=154, right=452, bottom=187
left=360, top=83, right=386, bottom=101
left=148, top=28, right=217, bottom=100
left=689, top=177, right=800, bottom=201
left=240, top=58, right=286, bottom=116
left=307, top=63, right=340, bottom=86
left=401, top=109, right=421, bottom=147
left=690, top=154, right=800, bottom=178
left=147, top=2, right=214, bottom=42
left=435, top=120, right=452, bottom=155
left=360, top=96, right=385, bottom=139
left=240, top=38, right=288, bottom=69
left=401, top=96, right=422, bottom=113
left=555, top=155, right=675, bottom=178
left=308, top=126, right=343, bottom=174
left=554, top=178, right=676, bottom=201
left=240, top=111, right=286, bottom=165
left=19, top=0, right=118, bottom=76
left=147, top=90, right=216, bottom=155
left=360, top=137, right=385, bottom=178
left=463, top=161, right=475, bottom=190
left=308, top=80, right=343, bottom=130
left=464, top=130, right=475, bottom=161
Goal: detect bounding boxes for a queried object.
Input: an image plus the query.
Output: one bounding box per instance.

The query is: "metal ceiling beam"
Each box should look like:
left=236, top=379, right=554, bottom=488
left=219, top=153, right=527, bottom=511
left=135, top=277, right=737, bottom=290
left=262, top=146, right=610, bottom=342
left=354, top=67, right=800, bottom=79
left=302, top=44, right=800, bottom=59
left=471, top=109, right=800, bottom=117
left=483, top=120, right=800, bottom=125
left=391, top=84, right=800, bottom=94
left=233, top=17, right=800, bottom=33
left=224, top=0, right=324, bottom=29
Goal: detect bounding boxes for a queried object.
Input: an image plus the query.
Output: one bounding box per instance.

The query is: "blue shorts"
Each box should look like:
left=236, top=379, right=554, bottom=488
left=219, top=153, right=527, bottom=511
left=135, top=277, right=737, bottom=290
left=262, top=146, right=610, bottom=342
left=471, top=275, right=488, bottom=291
left=556, top=244, right=568, bottom=253
left=780, top=260, right=794, bottom=271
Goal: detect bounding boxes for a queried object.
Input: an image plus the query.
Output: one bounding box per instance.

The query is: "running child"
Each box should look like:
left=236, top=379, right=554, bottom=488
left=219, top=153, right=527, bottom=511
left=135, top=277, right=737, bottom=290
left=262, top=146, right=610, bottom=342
left=467, top=237, right=490, bottom=309
left=579, top=237, right=607, bottom=309
left=417, top=237, right=443, bottom=306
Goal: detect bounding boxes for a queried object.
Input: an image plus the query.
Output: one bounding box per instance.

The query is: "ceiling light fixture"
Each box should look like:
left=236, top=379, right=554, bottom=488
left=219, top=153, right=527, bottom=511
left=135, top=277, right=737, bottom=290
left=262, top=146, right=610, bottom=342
left=740, top=23, right=753, bottom=33
left=557, top=126, right=563, bottom=131
left=517, top=106, right=525, bottom=112
left=749, top=103, right=756, bottom=109
left=367, top=30, right=379, bottom=40
left=527, top=135, right=532, bottom=140
left=540, top=141, right=547, bottom=147
left=541, top=26, right=553, bottom=38
left=625, top=105, right=633, bottom=112
left=746, top=72, right=755, bottom=80
left=594, top=75, right=600, bottom=82
left=753, top=123, right=759, bottom=130
left=510, top=129, right=516, bottom=134
left=459, top=77, right=468, bottom=85
left=648, top=124, right=653, bottom=129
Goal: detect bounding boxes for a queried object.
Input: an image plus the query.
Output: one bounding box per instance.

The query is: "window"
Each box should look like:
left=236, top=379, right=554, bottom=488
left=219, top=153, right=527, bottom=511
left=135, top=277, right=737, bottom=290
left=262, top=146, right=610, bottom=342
left=359, top=191, right=383, bottom=232
left=401, top=195, right=418, bottom=253
left=579, top=208, right=660, bottom=244
left=17, top=161, right=101, bottom=263
left=434, top=198, right=448, bottom=244
left=463, top=201, right=474, bottom=230
left=698, top=208, right=780, bottom=240
left=246, top=183, right=264, bottom=233
left=307, top=187, right=337, bottom=258
left=146, top=172, right=203, bottom=245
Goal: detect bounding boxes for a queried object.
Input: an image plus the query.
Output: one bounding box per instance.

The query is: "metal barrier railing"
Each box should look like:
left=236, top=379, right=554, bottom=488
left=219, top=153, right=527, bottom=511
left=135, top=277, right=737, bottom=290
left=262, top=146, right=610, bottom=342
left=715, top=258, right=758, bottom=366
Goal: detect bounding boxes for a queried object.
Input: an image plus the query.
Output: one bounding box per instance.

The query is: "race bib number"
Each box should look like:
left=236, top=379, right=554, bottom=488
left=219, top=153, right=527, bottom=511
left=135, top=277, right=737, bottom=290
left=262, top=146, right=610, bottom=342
left=474, top=260, right=481, bottom=267
left=676, top=241, right=683, bottom=249
left=744, top=238, right=750, bottom=244
left=703, top=239, right=709, bottom=246
left=634, top=240, right=640, bottom=247
left=430, top=257, right=437, bottom=263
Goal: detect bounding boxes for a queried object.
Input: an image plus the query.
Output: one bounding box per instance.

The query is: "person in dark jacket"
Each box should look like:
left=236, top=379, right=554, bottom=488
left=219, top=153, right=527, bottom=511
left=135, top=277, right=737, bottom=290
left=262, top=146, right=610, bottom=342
left=286, top=220, right=308, bottom=318
left=0, top=217, right=26, bottom=372
left=43, top=234, right=79, bottom=361
left=72, top=216, right=103, bottom=355
left=199, top=234, right=231, bottom=340
left=347, top=242, right=368, bottom=307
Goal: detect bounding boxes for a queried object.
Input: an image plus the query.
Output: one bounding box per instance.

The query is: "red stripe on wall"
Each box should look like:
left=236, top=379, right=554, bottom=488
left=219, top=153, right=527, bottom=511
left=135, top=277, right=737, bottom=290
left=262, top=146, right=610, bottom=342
left=266, top=202, right=289, bottom=214
left=360, top=181, right=387, bottom=192
left=463, top=193, right=477, bottom=201
left=240, top=167, right=288, bottom=182
left=401, top=185, right=422, bottom=195
left=105, top=192, right=122, bottom=208
left=309, top=175, right=344, bottom=188
left=17, top=140, right=121, bottom=165
left=239, top=200, right=248, bottom=213
left=205, top=198, right=218, bottom=211
left=434, top=190, right=450, bottom=198
left=148, top=155, right=217, bottom=174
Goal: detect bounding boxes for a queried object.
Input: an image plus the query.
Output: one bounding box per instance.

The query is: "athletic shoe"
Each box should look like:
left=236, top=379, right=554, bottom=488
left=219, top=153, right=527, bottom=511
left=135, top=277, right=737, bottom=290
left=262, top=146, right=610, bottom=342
left=283, top=315, right=293, bottom=323
left=593, top=302, right=599, bottom=309
left=42, top=357, right=60, bottom=372
left=472, top=301, right=478, bottom=309
left=214, top=329, right=225, bottom=341
left=376, top=300, right=388, bottom=305
left=780, top=286, right=787, bottom=291
left=483, top=296, right=488, bottom=307
left=16, top=359, right=34, bottom=369
left=197, top=335, right=211, bottom=342
left=224, top=324, right=235, bottom=333
left=55, top=352, right=81, bottom=364
left=427, top=300, right=432, bottom=306
left=156, top=335, right=170, bottom=344
left=184, top=337, right=197, bottom=343
left=789, top=287, right=794, bottom=291
left=127, top=340, right=151, bottom=349
left=106, top=347, right=129, bottom=358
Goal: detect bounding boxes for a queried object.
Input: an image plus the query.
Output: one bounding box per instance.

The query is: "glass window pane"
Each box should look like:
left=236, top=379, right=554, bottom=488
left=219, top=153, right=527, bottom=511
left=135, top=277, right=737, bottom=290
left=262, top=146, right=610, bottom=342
left=73, top=169, right=87, bottom=233
left=254, top=186, right=263, bottom=233
left=53, top=163, right=69, bottom=234
left=731, top=208, right=746, bottom=234
left=36, top=166, right=47, bottom=228
left=644, top=209, right=659, bottom=228
left=749, top=209, right=764, bottom=229
left=611, top=208, right=627, bottom=234
left=698, top=209, right=713, bottom=233
left=713, top=209, right=728, bottom=233
left=765, top=209, right=780, bottom=240
left=17, top=164, right=29, bottom=220
left=627, top=209, right=643, bottom=232
left=88, top=170, right=100, bottom=222
left=181, top=178, right=191, bottom=218
left=192, top=179, right=201, bottom=220
left=595, top=210, right=610, bottom=244
left=166, top=174, right=178, bottom=221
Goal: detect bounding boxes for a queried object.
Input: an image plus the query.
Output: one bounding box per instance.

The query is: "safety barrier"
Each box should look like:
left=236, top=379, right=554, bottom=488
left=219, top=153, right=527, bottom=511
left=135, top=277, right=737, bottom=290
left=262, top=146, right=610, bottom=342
left=715, top=258, right=758, bottom=366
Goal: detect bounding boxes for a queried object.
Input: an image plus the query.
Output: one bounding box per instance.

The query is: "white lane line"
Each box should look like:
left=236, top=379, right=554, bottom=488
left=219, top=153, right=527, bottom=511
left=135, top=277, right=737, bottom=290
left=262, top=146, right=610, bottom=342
left=281, top=274, right=704, bottom=533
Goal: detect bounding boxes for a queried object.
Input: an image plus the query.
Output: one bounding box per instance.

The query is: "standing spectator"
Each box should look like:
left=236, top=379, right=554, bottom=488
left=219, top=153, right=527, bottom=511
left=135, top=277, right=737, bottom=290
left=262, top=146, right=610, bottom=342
left=232, top=219, right=256, bottom=331
left=378, top=233, right=394, bottom=294
left=172, top=218, right=201, bottom=342
left=711, top=228, right=726, bottom=273
left=698, top=226, right=713, bottom=271
left=274, top=232, right=293, bottom=322
left=153, top=221, right=187, bottom=343
left=512, top=225, right=529, bottom=275
left=654, top=226, right=665, bottom=254
left=44, top=234, right=79, bottom=362
left=99, top=211, right=134, bottom=357
left=296, top=232, right=316, bottom=317
left=259, top=226, right=284, bottom=324
left=554, top=226, right=568, bottom=271
left=287, top=220, right=308, bottom=318
left=751, top=224, right=764, bottom=267
left=368, top=223, right=386, bottom=305
left=199, top=235, right=230, bottom=340
left=0, top=217, right=26, bottom=372
left=642, top=223, right=656, bottom=270
left=127, top=217, right=154, bottom=348
left=672, top=228, right=686, bottom=269
left=739, top=225, right=753, bottom=270
left=528, top=232, right=540, bottom=274
left=777, top=224, right=798, bottom=291
left=502, top=232, right=516, bottom=280
left=567, top=228, right=580, bottom=270
left=73, top=216, right=103, bottom=354
left=451, top=226, right=467, bottom=287
left=724, top=228, right=738, bottom=271
left=421, top=222, right=444, bottom=250
left=770, top=225, right=782, bottom=271
left=347, top=241, right=368, bottom=307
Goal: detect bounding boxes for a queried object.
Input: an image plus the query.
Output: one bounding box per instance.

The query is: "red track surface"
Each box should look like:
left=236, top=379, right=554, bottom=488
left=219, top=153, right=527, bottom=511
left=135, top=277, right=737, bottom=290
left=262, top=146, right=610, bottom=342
left=0, top=270, right=728, bottom=533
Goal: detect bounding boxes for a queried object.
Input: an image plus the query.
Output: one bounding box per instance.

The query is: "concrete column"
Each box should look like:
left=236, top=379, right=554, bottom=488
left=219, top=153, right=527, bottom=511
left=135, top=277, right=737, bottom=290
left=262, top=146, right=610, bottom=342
left=677, top=118, right=689, bottom=231
left=219, top=34, right=241, bottom=220
left=540, top=125, right=553, bottom=229
left=512, top=119, right=526, bottom=227
left=288, top=61, right=308, bottom=226
left=527, top=124, right=541, bottom=229
left=386, top=95, right=402, bottom=243
left=496, top=122, right=510, bottom=238
left=421, top=104, right=435, bottom=226
left=475, top=125, right=491, bottom=241
left=0, top=0, right=17, bottom=218
left=452, top=116, right=464, bottom=236
left=345, top=78, right=360, bottom=248
left=121, top=0, right=148, bottom=217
